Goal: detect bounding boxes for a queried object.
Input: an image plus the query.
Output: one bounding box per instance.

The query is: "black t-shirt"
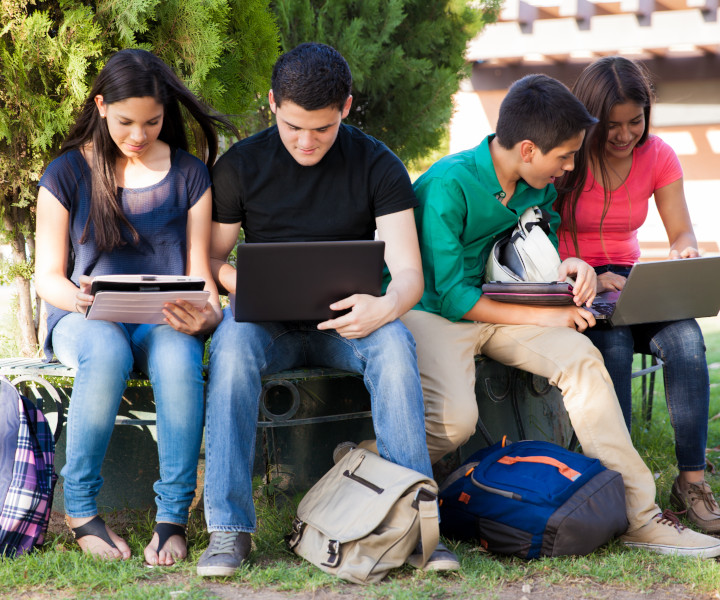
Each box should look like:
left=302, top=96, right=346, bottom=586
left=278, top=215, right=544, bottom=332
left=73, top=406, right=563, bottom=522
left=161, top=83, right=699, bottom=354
left=211, top=124, right=417, bottom=242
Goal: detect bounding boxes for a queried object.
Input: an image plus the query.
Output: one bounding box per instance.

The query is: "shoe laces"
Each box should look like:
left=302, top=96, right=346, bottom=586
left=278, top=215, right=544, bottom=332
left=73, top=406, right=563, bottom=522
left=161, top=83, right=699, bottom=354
left=654, top=508, right=686, bottom=532
left=207, top=532, right=239, bottom=556
left=686, top=481, right=720, bottom=513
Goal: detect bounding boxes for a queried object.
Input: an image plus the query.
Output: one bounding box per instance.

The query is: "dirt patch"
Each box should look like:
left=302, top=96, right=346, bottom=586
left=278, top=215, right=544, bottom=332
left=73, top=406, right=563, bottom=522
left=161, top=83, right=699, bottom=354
left=41, top=513, right=717, bottom=600
left=184, top=581, right=717, bottom=600
left=12, top=580, right=718, bottom=600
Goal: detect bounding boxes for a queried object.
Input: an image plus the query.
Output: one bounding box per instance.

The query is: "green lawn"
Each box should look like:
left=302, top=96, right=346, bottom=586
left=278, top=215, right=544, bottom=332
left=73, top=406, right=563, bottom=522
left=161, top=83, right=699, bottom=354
left=2, top=317, right=720, bottom=598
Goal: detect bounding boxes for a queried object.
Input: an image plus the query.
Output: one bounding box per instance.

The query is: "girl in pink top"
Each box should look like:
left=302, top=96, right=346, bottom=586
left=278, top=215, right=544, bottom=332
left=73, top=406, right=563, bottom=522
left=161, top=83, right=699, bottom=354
left=556, top=56, right=720, bottom=533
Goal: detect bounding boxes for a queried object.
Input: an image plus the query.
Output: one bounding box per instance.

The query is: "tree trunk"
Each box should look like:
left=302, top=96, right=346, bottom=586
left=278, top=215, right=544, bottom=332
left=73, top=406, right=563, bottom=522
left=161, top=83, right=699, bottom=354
left=3, top=214, right=38, bottom=356
left=26, top=235, right=40, bottom=333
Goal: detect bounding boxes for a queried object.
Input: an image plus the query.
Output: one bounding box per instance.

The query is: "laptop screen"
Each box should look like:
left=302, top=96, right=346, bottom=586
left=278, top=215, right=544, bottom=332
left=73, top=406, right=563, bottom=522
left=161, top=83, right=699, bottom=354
left=588, top=256, right=720, bottom=326
left=232, top=240, right=386, bottom=322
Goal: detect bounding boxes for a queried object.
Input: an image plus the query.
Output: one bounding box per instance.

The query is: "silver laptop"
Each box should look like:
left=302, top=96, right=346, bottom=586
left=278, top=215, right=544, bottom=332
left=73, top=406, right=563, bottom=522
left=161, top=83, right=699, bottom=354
left=588, top=256, right=720, bottom=327
left=232, top=240, right=385, bottom=322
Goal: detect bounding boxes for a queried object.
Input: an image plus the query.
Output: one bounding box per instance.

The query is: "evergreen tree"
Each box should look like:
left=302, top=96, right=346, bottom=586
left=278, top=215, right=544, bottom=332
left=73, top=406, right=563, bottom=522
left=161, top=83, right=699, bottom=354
left=0, top=0, right=278, bottom=355
left=270, top=0, right=501, bottom=164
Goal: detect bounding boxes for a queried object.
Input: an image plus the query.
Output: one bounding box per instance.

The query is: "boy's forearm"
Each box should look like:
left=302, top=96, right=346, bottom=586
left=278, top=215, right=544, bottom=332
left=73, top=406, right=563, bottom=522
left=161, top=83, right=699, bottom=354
left=462, top=295, right=596, bottom=331
left=211, top=259, right=237, bottom=296
left=463, top=295, right=545, bottom=325
left=384, top=268, right=424, bottom=320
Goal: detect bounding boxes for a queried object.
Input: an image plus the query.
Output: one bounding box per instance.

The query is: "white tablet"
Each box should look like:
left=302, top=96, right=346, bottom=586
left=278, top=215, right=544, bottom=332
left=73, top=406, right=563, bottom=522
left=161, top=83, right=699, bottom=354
left=85, top=275, right=209, bottom=324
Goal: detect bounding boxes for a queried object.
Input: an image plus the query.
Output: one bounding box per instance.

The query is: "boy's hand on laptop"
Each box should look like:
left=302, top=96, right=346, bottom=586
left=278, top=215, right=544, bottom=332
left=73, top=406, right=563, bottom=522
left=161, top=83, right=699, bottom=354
left=317, top=293, right=394, bottom=339
left=597, top=272, right=626, bottom=294
left=557, top=258, right=596, bottom=307
left=541, top=306, right=597, bottom=332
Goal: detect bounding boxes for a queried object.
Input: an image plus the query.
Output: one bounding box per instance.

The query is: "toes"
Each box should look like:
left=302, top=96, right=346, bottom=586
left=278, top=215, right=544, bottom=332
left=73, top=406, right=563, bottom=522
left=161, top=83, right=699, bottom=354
left=79, top=539, right=121, bottom=560
left=160, top=534, right=187, bottom=564
left=144, top=533, right=160, bottom=566
left=68, top=516, right=130, bottom=561
left=108, top=530, right=131, bottom=560
left=76, top=532, right=127, bottom=560
left=144, top=532, right=186, bottom=566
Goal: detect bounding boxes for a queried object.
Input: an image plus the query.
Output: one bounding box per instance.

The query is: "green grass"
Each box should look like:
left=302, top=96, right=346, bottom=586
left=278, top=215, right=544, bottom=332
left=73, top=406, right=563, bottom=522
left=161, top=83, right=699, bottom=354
left=3, top=318, right=720, bottom=598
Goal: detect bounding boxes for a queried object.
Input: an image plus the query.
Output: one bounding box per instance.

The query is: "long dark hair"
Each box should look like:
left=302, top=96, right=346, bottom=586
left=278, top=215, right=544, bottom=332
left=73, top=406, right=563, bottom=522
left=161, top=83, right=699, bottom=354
left=61, top=48, right=239, bottom=252
left=555, top=56, right=654, bottom=257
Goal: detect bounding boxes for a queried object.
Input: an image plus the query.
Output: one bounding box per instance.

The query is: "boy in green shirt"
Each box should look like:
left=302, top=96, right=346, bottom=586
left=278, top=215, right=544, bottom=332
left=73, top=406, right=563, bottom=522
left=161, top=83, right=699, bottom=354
left=406, top=74, right=720, bottom=556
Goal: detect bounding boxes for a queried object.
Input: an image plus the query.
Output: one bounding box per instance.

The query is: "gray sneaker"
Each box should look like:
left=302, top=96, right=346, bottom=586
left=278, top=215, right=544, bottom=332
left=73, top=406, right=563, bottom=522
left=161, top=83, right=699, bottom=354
left=332, top=441, right=358, bottom=464
left=196, top=531, right=251, bottom=577
left=407, top=541, right=460, bottom=571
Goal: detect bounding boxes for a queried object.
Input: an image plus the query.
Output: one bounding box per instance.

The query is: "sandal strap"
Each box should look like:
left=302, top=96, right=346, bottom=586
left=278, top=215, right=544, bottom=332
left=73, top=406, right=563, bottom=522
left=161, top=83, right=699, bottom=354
left=70, top=515, right=118, bottom=550
left=154, top=522, right=186, bottom=554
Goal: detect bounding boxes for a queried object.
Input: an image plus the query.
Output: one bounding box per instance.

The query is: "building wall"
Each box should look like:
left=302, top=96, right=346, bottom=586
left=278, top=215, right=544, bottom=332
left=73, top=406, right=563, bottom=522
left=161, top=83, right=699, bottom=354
left=449, top=6, right=720, bottom=256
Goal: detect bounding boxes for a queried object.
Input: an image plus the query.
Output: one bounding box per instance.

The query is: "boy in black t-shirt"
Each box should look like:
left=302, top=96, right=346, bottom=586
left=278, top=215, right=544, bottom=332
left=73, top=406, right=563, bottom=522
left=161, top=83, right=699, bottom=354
left=196, top=42, right=456, bottom=576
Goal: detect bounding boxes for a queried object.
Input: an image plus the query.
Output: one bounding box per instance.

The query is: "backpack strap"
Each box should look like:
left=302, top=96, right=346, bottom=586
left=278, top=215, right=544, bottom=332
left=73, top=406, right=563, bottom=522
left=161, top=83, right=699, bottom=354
left=406, top=487, right=440, bottom=569
left=9, top=376, right=64, bottom=444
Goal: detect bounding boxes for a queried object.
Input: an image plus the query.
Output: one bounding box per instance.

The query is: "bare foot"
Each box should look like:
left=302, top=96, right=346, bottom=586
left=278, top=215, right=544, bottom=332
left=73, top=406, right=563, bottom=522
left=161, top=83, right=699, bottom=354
left=66, top=515, right=131, bottom=560
left=143, top=523, right=187, bottom=566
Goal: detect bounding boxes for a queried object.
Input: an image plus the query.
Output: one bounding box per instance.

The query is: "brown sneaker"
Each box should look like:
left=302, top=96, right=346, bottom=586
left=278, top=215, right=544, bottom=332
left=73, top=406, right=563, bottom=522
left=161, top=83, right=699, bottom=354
left=621, top=510, right=720, bottom=558
left=670, top=477, right=720, bottom=533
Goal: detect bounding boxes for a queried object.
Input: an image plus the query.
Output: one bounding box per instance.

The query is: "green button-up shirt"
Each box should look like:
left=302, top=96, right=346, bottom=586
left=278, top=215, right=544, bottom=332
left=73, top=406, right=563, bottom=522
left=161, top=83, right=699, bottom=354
left=412, top=135, right=560, bottom=322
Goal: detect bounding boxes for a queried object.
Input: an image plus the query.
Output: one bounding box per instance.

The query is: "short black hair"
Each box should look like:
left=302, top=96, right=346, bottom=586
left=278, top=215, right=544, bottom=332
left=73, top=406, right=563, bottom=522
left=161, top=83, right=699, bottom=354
left=271, top=42, right=352, bottom=112
left=496, top=74, right=597, bottom=153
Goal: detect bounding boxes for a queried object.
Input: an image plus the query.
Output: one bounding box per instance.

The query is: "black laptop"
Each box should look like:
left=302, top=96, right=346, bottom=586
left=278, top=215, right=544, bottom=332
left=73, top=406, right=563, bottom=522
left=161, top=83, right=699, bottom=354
left=588, top=256, right=720, bottom=327
left=232, top=240, right=386, bottom=322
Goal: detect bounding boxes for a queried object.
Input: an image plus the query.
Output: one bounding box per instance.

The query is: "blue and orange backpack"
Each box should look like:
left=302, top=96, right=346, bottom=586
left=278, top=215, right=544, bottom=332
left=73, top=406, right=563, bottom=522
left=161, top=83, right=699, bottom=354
left=438, top=438, right=629, bottom=558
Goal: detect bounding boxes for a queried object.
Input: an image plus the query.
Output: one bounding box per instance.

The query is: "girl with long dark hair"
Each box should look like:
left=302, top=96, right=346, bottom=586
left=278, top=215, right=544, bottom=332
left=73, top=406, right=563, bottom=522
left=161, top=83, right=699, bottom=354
left=35, top=49, right=236, bottom=563
left=556, top=56, right=720, bottom=533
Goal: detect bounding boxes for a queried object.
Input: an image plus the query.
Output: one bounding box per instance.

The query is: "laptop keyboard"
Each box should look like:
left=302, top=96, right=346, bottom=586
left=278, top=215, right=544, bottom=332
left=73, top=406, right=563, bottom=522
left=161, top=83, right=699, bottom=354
left=591, top=301, right=615, bottom=316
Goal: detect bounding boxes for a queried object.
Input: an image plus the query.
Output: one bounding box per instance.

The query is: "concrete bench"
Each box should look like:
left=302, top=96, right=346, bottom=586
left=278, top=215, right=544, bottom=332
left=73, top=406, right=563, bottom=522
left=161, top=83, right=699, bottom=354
left=0, top=357, right=368, bottom=428
left=0, top=357, right=373, bottom=511
left=0, top=354, right=656, bottom=510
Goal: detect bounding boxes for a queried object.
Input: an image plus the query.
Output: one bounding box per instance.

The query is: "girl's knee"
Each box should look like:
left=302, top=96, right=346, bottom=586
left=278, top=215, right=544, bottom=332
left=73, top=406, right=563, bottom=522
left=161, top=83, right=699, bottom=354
left=78, top=341, right=133, bottom=376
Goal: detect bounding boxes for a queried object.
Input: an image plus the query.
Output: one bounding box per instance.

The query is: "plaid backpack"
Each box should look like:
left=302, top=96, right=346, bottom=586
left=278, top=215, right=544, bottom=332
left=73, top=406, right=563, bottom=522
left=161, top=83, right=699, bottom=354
left=0, top=376, right=62, bottom=557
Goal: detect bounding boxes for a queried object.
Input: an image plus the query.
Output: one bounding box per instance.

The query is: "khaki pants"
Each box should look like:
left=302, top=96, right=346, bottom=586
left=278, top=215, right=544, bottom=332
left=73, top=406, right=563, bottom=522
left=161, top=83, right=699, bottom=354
left=401, top=309, right=659, bottom=532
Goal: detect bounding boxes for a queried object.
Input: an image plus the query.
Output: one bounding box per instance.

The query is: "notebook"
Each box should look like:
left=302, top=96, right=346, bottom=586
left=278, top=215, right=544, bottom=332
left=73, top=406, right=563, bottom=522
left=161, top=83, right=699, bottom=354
left=481, top=281, right=575, bottom=306
left=587, top=256, right=720, bottom=327
left=232, top=240, right=385, bottom=322
left=86, top=275, right=210, bottom=324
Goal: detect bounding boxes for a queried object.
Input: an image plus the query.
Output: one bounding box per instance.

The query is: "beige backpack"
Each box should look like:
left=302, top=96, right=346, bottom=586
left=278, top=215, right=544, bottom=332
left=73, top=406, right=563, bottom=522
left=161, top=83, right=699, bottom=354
left=287, top=448, right=439, bottom=584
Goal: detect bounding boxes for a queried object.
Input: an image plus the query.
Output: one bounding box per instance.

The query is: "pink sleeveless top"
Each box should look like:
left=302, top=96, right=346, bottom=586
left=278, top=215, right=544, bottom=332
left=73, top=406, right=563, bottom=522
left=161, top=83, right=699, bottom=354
left=558, top=135, right=682, bottom=266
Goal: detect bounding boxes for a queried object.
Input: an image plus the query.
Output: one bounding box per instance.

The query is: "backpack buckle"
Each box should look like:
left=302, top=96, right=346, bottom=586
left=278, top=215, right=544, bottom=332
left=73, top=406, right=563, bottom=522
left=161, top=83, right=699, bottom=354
left=321, top=539, right=341, bottom=567
left=286, top=517, right=305, bottom=549
left=412, top=487, right=438, bottom=509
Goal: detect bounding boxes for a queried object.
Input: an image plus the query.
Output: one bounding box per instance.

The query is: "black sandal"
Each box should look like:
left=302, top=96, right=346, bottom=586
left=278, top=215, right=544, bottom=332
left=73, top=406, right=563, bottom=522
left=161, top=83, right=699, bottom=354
left=153, top=522, right=186, bottom=556
left=68, top=515, right=118, bottom=551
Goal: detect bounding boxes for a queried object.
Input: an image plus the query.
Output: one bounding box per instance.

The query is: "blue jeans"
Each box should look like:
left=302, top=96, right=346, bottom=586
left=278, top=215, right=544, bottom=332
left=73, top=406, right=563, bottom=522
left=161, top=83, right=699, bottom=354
left=586, top=265, right=710, bottom=471
left=52, top=313, right=206, bottom=524
left=203, top=308, right=432, bottom=532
